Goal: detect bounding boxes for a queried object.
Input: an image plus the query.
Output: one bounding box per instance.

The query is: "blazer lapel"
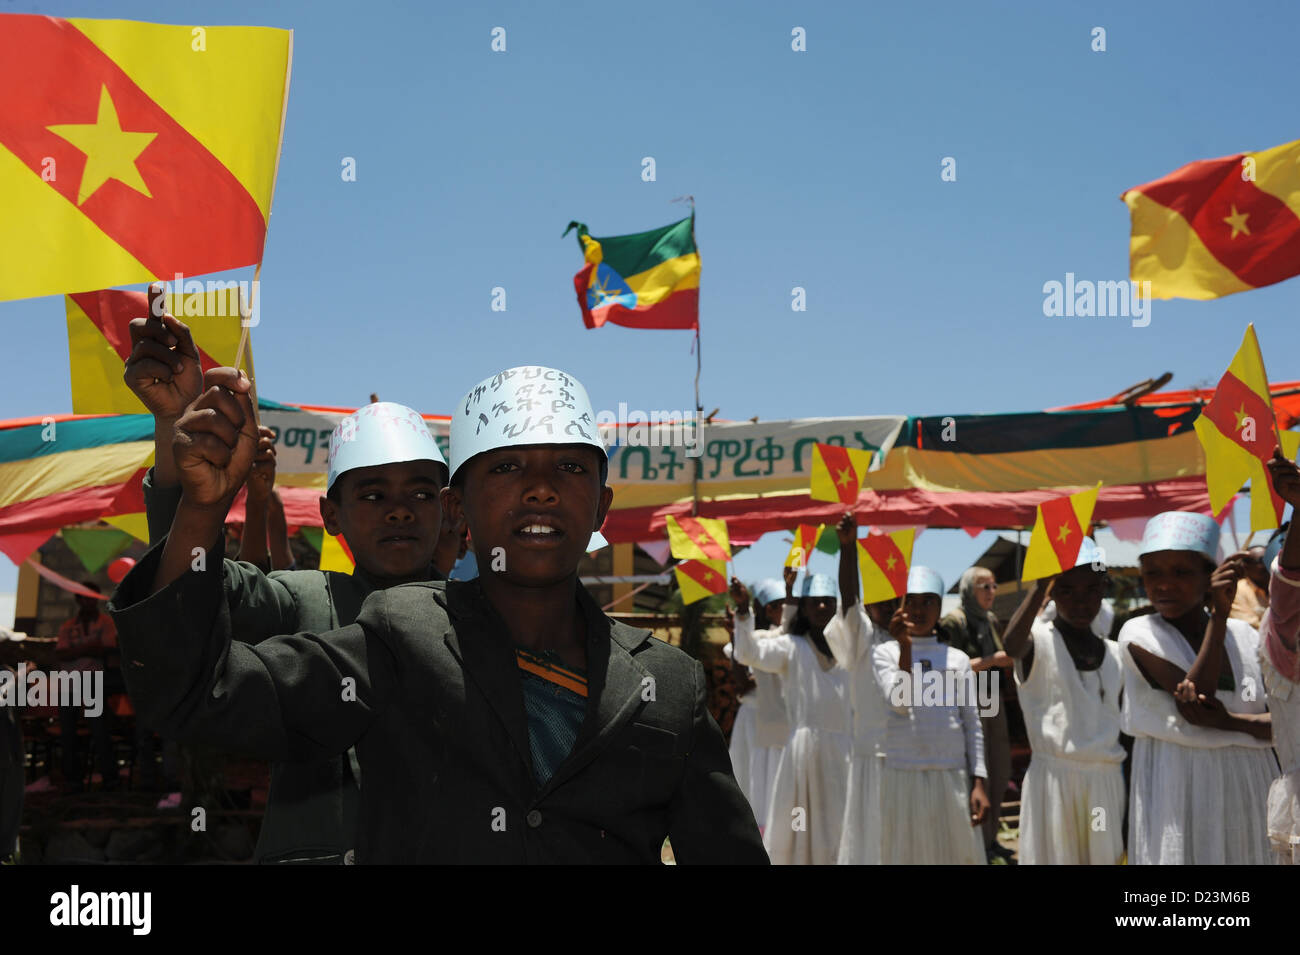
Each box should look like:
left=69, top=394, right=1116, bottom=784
left=538, top=586, right=650, bottom=798
left=441, top=581, right=534, bottom=777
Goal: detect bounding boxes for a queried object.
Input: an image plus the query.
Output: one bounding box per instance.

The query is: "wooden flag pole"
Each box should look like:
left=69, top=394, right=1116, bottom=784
left=233, top=267, right=261, bottom=428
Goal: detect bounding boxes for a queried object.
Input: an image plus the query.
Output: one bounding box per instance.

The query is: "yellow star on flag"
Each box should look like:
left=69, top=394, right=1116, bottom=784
left=1055, top=523, right=1073, bottom=544
left=1233, top=403, right=1251, bottom=431
left=885, top=555, right=897, bottom=570
left=47, top=85, right=158, bottom=206
left=835, top=466, right=854, bottom=488
left=1223, top=204, right=1251, bottom=240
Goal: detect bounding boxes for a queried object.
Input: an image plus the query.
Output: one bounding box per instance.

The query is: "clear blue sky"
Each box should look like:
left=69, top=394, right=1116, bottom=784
left=2, top=0, right=1296, bottom=608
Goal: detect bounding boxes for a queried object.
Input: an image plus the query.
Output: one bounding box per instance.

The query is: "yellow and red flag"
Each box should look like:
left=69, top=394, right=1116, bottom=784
left=0, top=15, right=292, bottom=302
left=858, top=528, right=914, bottom=603
left=784, top=523, right=824, bottom=568
left=66, top=286, right=246, bottom=413
left=1021, top=484, right=1101, bottom=581
left=666, top=515, right=730, bottom=561
left=1121, top=138, right=1300, bottom=300
left=674, top=558, right=728, bottom=605
left=809, top=444, right=872, bottom=504
left=1193, top=325, right=1300, bottom=531
left=319, top=529, right=355, bottom=574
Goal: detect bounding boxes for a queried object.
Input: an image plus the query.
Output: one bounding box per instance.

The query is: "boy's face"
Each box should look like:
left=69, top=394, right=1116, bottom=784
left=763, top=600, right=784, bottom=627
left=1139, top=550, right=1212, bottom=620
left=903, top=593, right=941, bottom=635
left=801, top=596, right=837, bottom=630
left=319, top=459, right=445, bottom=582
left=1052, top=565, right=1105, bottom=629
left=444, top=444, right=612, bottom=589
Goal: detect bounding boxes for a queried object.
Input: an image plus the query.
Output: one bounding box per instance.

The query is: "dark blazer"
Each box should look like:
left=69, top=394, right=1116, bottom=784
left=109, top=542, right=768, bottom=864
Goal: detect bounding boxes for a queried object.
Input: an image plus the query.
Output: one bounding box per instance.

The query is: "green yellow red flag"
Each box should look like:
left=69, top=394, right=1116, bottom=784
left=1193, top=325, right=1300, bottom=531
left=666, top=515, right=730, bottom=561
left=66, top=286, right=246, bottom=413
left=564, top=215, right=700, bottom=330
left=674, top=558, right=728, bottom=605
left=809, top=443, right=872, bottom=504
left=1021, top=484, right=1101, bottom=581
left=0, top=15, right=292, bottom=302
left=1121, top=138, right=1300, bottom=300
left=785, top=523, right=824, bottom=568
left=858, top=528, right=914, bottom=603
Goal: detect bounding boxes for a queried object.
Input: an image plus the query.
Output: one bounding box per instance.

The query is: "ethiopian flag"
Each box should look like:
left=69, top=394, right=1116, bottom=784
left=1194, top=325, right=1300, bottom=531
left=858, top=528, right=914, bottom=603
left=563, top=215, right=700, bottom=330
left=1121, top=138, right=1300, bottom=300
left=0, top=16, right=292, bottom=303
left=674, top=558, right=727, bottom=605
left=1021, top=484, right=1100, bottom=582
left=66, top=286, right=246, bottom=414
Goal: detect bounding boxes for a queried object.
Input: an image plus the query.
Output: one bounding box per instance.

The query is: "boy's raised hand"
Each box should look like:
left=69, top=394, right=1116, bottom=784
left=888, top=605, right=911, bottom=642
left=123, top=283, right=203, bottom=420
left=1209, top=553, right=1245, bottom=617
left=246, top=426, right=278, bottom=501
left=173, top=367, right=258, bottom=510
left=729, top=577, right=751, bottom=617
left=835, top=510, right=856, bottom=546
left=1267, top=446, right=1300, bottom=509
left=782, top=564, right=797, bottom=596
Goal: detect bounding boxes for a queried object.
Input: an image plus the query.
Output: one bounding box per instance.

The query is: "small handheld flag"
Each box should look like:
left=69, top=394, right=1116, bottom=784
left=666, top=515, right=730, bottom=561
left=1193, top=325, right=1300, bottom=531
left=785, top=523, right=824, bottom=568
left=674, top=558, right=728, bottom=605
left=858, top=528, right=915, bottom=603
left=1021, top=484, right=1101, bottom=582
left=319, top=529, right=355, bottom=573
left=809, top=444, right=872, bottom=504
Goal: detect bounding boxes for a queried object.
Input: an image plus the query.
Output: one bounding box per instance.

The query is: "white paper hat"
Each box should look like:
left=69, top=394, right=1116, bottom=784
left=754, top=578, right=786, bottom=606
left=800, top=573, right=837, bottom=599
left=1074, top=536, right=1106, bottom=572
left=326, top=402, right=447, bottom=492
left=906, top=565, right=945, bottom=596
left=1139, top=511, right=1221, bottom=563
left=449, top=366, right=607, bottom=482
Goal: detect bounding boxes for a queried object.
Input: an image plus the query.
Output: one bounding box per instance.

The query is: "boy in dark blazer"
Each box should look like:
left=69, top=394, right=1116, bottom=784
left=110, top=364, right=767, bottom=863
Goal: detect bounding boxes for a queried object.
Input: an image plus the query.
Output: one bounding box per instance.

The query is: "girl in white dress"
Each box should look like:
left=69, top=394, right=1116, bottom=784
left=731, top=573, right=851, bottom=865
left=726, top=576, right=793, bottom=831
left=823, top=512, right=895, bottom=865
left=1001, top=537, right=1125, bottom=864
left=1119, top=510, right=1276, bottom=865
left=871, top=565, right=989, bottom=864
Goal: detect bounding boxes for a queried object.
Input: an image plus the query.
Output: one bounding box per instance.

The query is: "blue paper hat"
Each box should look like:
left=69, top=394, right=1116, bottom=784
left=326, top=402, right=447, bottom=492
left=906, top=565, right=945, bottom=597
left=1139, top=511, right=1221, bottom=563
left=449, top=366, right=606, bottom=482
left=753, top=578, right=785, bottom=607
left=800, top=573, right=837, bottom=599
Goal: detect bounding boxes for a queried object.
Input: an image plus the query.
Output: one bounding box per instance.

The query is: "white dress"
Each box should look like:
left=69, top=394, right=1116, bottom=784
left=725, top=607, right=793, bottom=831
left=1259, top=566, right=1300, bottom=863
left=1015, top=618, right=1125, bottom=865
left=1119, top=614, right=1277, bottom=865
left=872, top=635, right=987, bottom=865
left=824, top=605, right=888, bottom=864
left=733, top=612, right=851, bottom=865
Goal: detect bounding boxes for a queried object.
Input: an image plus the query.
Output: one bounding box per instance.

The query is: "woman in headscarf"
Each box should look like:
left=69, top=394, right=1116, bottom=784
left=939, top=566, right=1016, bottom=862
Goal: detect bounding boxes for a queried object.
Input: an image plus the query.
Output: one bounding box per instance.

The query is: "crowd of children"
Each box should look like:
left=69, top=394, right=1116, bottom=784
left=74, top=289, right=1300, bottom=864
left=726, top=459, right=1300, bottom=865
